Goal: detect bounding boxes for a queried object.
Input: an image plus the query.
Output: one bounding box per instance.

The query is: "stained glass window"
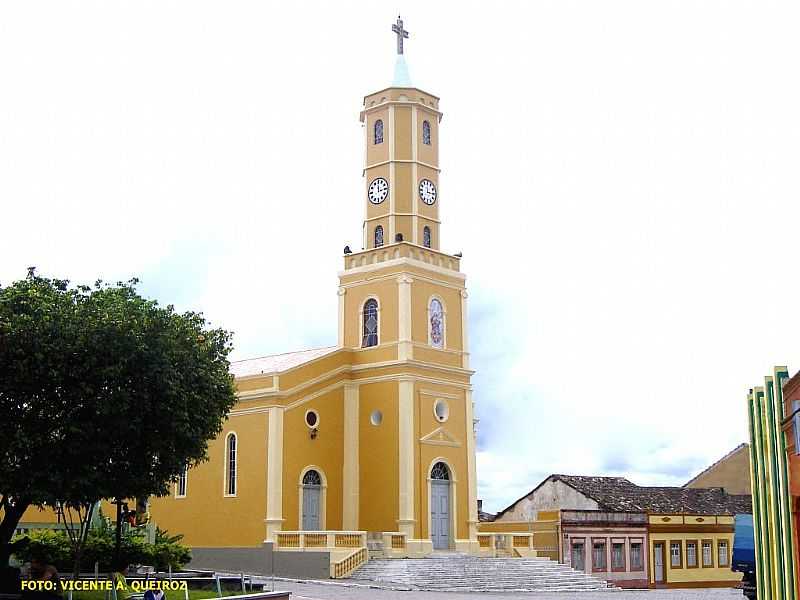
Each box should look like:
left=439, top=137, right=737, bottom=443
left=430, top=298, right=444, bottom=348
left=431, top=462, right=450, bottom=480
left=303, top=469, right=322, bottom=486
left=422, top=120, right=431, bottom=145
left=362, top=299, right=378, bottom=347
left=375, top=225, right=384, bottom=248
left=374, top=119, right=384, bottom=144
left=226, top=433, right=237, bottom=495
left=423, top=226, right=431, bottom=248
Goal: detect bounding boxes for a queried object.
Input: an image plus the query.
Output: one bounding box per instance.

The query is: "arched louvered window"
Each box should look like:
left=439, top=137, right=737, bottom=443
left=362, top=298, right=379, bottom=348
left=422, top=120, right=431, bottom=145
left=423, top=226, right=431, bottom=248
left=431, top=461, right=450, bottom=480
left=429, top=298, right=444, bottom=349
left=374, top=119, right=384, bottom=144
left=226, top=433, right=237, bottom=495
left=375, top=225, right=384, bottom=247
left=303, top=470, right=322, bottom=485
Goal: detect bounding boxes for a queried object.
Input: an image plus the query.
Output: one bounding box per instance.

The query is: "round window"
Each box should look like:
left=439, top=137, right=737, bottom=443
left=434, top=399, right=449, bottom=422
left=370, top=410, right=383, bottom=426
left=305, top=410, right=319, bottom=428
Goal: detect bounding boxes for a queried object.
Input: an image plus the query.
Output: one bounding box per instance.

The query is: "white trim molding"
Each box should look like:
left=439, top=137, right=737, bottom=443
left=264, top=407, right=284, bottom=542
left=343, top=382, right=360, bottom=530
left=426, top=457, right=458, bottom=551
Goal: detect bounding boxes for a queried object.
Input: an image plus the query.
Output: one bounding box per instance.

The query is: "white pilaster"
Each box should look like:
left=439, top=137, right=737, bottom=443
left=398, top=377, right=416, bottom=538
left=264, top=406, right=284, bottom=542
left=465, top=388, right=478, bottom=543
left=342, top=382, right=360, bottom=530
left=337, top=287, right=346, bottom=347
left=460, top=289, right=470, bottom=369
left=398, top=274, right=413, bottom=360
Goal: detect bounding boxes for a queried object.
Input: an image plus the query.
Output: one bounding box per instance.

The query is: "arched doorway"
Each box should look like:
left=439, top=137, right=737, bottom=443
left=301, top=469, right=322, bottom=530
left=430, top=461, right=451, bottom=549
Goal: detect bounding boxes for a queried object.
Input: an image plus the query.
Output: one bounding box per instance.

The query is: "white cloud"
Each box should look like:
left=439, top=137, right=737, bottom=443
left=2, top=1, right=799, bottom=514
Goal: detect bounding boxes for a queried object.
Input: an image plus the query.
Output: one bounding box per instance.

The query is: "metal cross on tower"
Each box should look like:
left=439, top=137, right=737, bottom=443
left=392, top=15, right=409, bottom=55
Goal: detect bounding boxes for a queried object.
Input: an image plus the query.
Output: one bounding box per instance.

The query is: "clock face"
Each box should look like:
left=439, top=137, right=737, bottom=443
left=368, top=178, right=389, bottom=204
left=419, top=179, right=437, bottom=205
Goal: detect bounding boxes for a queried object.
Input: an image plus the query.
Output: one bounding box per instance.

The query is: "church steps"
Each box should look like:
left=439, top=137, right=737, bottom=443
left=349, top=556, right=615, bottom=592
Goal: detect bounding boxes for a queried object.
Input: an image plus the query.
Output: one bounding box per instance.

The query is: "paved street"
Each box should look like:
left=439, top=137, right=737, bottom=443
left=261, top=579, right=746, bottom=600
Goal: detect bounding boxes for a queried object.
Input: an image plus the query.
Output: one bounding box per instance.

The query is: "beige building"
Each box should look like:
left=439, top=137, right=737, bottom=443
left=684, top=443, right=752, bottom=495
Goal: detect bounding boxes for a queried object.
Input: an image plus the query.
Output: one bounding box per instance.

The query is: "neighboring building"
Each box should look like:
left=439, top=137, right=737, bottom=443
left=783, top=370, right=800, bottom=599
left=495, top=474, right=745, bottom=589
left=684, top=443, right=752, bottom=495
left=749, top=365, right=799, bottom=600
left=18, top=20, right=479, bottom=567
left=560, top=509, right=649, bottom=589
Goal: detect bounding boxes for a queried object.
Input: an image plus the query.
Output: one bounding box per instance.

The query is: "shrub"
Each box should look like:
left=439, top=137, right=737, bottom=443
left=12, top=526, right=190, bottom=572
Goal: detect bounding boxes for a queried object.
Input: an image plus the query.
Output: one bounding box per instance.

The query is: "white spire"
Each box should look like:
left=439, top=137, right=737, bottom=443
left=392, top=54, right=412, bottom=87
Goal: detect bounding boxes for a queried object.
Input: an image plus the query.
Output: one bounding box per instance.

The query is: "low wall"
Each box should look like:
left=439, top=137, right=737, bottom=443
left=189, top=544, right=330, bottom=579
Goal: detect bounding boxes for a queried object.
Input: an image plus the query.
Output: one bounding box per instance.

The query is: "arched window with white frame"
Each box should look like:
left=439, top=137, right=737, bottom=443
left=362, top=298, right=379, bottom=348
left=429, top=298, right=444, bottom=349
left=374, top=225, right=384, bottom=248
left=225, top=432, right=237, bottom=496
left=374, top=119, right=384, bottom=144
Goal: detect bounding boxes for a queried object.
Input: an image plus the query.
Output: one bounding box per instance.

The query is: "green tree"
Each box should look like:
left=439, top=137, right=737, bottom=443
left=0, top=270, right=237, bottom=572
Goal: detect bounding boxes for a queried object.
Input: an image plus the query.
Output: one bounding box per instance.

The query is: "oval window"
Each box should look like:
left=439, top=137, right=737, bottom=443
left=434, top=399, right=449, bottom=422
left=305, top=410, right=319, bottom=428
left=370, top=410, right=383, bottom=426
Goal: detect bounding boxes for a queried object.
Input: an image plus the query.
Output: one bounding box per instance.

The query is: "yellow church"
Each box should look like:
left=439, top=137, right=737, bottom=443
left=148, top=17, right=479, bottom=566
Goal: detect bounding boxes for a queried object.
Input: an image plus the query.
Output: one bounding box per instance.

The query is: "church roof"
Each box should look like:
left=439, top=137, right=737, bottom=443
left=230, top=346, right=338, bottom=378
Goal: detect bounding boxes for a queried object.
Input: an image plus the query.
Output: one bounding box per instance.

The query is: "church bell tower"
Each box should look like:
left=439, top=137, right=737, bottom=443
left=359, top=16, right=442, bottom=251
left=336, top=17, right=478, bottom=554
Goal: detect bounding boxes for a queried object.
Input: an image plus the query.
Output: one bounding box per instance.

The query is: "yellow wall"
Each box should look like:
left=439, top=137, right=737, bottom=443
left=648, top=515, right=740, bottom=586
left=359, top=381, right=400, bottom=532
left=149, top=412, right=267, bottom=547
left=281, top=388, right=344, bottom=531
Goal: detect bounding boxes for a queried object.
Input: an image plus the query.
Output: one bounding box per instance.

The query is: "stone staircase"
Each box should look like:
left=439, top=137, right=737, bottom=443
left=348, top=554, right=617, bottom=592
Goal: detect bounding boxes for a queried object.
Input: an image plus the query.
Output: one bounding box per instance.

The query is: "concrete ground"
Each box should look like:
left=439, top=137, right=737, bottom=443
left=256, top=579, right=746, bottom=600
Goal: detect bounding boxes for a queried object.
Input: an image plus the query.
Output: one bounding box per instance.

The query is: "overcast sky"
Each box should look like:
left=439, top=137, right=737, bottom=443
left=2, top=1, right=799, bottom=513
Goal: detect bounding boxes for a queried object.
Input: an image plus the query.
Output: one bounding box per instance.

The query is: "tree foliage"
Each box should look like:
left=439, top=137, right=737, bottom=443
left=0, top=270, right=237, bottom=568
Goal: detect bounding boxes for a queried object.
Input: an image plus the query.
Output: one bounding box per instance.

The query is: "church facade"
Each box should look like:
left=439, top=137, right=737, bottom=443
left=148, top=39, right=479, bottom=558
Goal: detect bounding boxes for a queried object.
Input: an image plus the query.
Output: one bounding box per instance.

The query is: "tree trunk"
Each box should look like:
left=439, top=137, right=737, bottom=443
left=0, top=499, right=30, bottom=568
left=114, top=499, right=122, bottom=566
left=70, top=503, right=96, bottom=580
